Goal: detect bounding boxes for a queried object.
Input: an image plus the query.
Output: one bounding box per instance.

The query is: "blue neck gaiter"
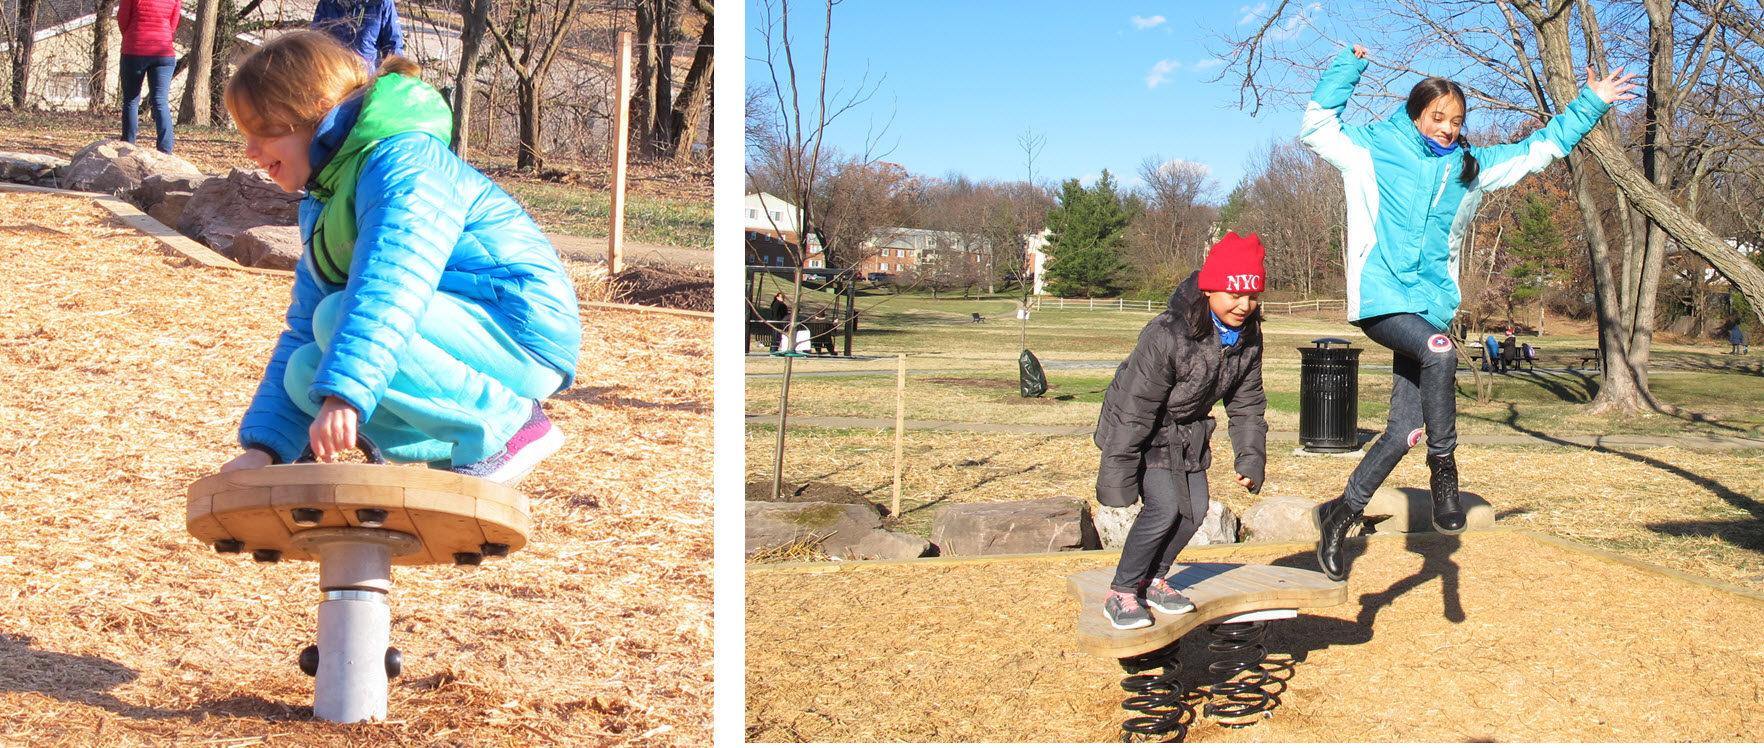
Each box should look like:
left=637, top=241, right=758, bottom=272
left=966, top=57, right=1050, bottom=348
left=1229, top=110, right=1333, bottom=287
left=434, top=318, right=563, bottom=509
left=1425, top=135, right=1459, bottom=157
left=1212, top=312, right=1242, bottom=347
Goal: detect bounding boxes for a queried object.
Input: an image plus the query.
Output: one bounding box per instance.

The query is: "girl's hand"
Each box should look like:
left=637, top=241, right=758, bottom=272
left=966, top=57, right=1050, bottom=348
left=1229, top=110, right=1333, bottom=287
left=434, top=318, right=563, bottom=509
left=1235, top=473, right=1257, bottom=491
left=1351, top=44, right=1367, bottom=59
left=220, top=448, right=273, bottom=473
left=1587, top=65, right=1639, bottom=104
left=308, top=396, right=359, bottom=463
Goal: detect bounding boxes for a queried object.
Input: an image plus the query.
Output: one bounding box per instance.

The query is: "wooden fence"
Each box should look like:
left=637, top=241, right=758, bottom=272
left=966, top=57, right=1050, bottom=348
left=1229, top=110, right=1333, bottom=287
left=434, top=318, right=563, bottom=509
left=1030, top=297, right=1347, bottom=314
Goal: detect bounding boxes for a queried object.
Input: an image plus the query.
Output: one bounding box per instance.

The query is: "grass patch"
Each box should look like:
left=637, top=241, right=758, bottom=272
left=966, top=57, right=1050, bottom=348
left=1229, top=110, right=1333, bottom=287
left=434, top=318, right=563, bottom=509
left=502, top=180, right=711, bottom=248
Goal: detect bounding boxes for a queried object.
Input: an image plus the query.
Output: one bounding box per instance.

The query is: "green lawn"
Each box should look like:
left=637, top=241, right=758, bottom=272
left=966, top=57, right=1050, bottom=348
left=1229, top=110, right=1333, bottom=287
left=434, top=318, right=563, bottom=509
left=747, top=290, right=1764, bottom=437
left=502, top=180, right=712, bottom=249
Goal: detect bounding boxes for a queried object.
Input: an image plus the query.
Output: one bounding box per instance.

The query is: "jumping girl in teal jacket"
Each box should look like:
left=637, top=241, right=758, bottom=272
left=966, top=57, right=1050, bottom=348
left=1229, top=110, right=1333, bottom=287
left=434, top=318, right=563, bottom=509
left=1301, top=44, right=1635, bottom=580
left=218, top=31, right=581, bottom=484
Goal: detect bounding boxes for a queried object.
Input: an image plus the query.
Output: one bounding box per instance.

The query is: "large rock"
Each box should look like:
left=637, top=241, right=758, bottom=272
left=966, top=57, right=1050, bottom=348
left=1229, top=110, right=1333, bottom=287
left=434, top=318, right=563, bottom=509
left=929, top=497, right=1097, bottom=557
left=178, top=168, right=301, bottom=259
left=129, top=172, right=213, bottom=213
left=61, top=139, right=202, bottom=195
left=745, top=501, right=925, bottom=561
left=0, top=151, right=69, bottom=186
left=1093, top=499, right=1239, bottom=549
left=1363, top=487, right=1495, bottom=534
left=232, top=225, right=303, bottom=270
left=146, top=192, right=195, bottom=229
left=1240, top=495, right=1325, bottom=543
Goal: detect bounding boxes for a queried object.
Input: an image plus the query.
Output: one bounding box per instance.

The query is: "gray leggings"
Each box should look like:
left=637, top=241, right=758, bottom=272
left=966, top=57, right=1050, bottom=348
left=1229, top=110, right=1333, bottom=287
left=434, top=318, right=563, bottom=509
left=1110, top=467, right=1209, bottom=593
left=1342, top=312, right=1459, bottom=511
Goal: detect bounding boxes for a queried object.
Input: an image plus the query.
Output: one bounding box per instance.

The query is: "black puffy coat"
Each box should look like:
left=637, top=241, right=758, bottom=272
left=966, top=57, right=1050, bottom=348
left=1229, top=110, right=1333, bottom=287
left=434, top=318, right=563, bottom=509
left=1093, top=272, right=1268, bottom=507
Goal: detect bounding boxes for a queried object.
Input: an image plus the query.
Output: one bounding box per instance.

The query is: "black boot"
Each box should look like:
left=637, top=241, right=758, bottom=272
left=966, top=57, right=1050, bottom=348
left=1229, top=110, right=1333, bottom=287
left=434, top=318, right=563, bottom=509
left=1427, top=452, right=1466, bottom=534
left=1312, top=496, right=1361, bottom=582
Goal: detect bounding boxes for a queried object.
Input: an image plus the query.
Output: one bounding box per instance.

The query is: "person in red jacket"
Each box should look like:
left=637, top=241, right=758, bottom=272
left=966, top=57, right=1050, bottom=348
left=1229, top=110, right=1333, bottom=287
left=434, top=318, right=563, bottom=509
left=117, top=0, right=183, bottom=153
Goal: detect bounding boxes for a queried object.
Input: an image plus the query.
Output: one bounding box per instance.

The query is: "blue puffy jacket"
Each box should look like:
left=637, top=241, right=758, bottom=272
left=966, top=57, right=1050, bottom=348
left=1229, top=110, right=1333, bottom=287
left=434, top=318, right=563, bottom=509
left=312, top=0, right=403, bottom=69
left=238, top=91, right=581, bottom=464
left=1300, top=47, right=1611, bottom=331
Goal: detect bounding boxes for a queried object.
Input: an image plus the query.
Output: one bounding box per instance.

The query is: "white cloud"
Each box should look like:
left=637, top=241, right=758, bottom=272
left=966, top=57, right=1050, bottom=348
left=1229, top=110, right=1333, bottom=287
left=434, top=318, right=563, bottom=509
left=1268, top=3, right=1323, bottom=41
left=1153, top=158, right=1213, bottom=178
left=1193, top=58, right=1224, bottom=71
left=1079, top=173, right=1101, bottom=187
left=1238, top=3, right=1270, bottom=26
left=1145, top=59, right=1182, bottom=88
left=1131, top=15, right=1167, bottom=30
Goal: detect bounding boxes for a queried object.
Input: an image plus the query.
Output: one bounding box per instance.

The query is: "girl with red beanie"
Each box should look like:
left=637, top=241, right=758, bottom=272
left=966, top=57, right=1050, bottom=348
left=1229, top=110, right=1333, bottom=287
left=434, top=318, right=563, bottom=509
left=1092, top=232, right=1269, bottom=630
left=117, top=0, right=183, bottom=153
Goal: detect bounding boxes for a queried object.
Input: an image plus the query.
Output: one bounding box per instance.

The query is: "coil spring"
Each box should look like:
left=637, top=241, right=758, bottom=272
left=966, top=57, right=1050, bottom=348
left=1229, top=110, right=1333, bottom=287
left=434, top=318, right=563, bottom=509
left=1117, top=641, right=1197, bottom=742
left=1200, top=620, right=1291, bottom=727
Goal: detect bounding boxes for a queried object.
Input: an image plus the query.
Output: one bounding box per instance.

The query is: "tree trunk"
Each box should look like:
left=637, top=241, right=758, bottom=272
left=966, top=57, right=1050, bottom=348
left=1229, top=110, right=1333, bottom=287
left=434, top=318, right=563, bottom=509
left=12, top=0, right=42, bottom=108
left=450, top=0, right=492, bottom=157
left=665, top=3, right=713, bottom=162
left=91, top=0, right=117, bottom=111
left=632, top=0, right=677, bottom=158
left=180, top=0, right=218, bottom=125
left=516, top=76, right=542, bottom=170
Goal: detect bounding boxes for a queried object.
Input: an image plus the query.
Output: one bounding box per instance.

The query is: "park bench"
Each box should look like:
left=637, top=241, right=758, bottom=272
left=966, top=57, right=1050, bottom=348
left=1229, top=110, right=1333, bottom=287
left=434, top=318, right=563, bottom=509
left=805, top=320, right=839, bottom=354
left=971, top=312, right=988, bottom=324
left=1067, top=563, right=1346, bottom=739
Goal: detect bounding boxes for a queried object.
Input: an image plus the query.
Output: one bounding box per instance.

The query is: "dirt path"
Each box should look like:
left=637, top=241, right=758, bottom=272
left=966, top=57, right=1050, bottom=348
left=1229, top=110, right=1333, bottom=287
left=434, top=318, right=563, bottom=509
left=746, top=531, right=1764, bottom=742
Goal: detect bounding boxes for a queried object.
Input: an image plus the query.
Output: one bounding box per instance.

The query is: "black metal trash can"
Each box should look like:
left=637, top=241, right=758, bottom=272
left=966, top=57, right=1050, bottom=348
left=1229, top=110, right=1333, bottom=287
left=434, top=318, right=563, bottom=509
left=1297, top=337, right=1360, bottom=452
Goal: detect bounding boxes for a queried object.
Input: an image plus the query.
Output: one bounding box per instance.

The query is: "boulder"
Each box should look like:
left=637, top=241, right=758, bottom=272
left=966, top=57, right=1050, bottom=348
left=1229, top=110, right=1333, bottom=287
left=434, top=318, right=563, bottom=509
left=232, top=225, right=303, bottom=270
left=146, top=191, right=194, bottom=229
left=1239, top=495, right=1325, bottom=543
left=178, top=168, right=301, bottom=258
left=929, top=497, right=1097, bottom=557
left=0, top=151, right=69, bottom=186
left=1093, top=499, right=1239, bottom=549
left=745, top=501, right=924, bottom=561
left=129, top=172, right=213, bottom=213
left=1363, top=487, right=1495, bottom=534
left=60, top=139, right=202, bottom=195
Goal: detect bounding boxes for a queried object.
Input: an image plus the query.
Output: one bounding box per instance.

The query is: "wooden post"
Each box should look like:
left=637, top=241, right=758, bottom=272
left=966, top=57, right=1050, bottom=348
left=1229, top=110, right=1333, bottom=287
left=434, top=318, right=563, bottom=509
left=609, top=31, right=633, bottom=274
left=892, top=354, right=906, bottom=517
left=187, top=0, right=218, bottom=125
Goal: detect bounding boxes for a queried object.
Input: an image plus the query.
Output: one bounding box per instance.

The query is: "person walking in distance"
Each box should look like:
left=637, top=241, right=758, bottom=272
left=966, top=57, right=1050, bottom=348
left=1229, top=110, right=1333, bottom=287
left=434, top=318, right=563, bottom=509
left=117, top=0, right=182, bottom=153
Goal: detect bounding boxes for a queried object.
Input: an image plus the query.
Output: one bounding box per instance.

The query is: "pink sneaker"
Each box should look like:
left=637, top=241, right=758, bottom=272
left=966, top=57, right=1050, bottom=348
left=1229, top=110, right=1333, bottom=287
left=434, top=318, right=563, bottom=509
left=448, top=401, right=565, bottom=484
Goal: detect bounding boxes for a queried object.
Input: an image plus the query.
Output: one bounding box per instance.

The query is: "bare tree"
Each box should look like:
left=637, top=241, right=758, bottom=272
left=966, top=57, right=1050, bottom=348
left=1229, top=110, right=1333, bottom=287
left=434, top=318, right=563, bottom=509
left=10, top=0, right=41, bottom=108
left=90, top=0, right=117, bottom=112
left=1128, top=155, right=1220, bottom=293
left=450, top=0, right=494, bottom=157
left=486, top=0, right=584, bottom=170
left=748, top=0, right=885, bottom=500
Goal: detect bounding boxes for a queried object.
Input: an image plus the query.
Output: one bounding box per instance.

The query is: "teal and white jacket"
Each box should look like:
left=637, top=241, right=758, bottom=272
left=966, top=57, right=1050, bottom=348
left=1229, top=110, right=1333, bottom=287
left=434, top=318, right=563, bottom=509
left=1299, top=47, right=1611, bottom=330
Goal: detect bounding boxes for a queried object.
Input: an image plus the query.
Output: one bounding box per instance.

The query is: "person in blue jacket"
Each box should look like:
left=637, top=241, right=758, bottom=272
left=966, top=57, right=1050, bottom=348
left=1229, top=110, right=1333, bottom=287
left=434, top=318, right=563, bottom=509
left=312, top=0, right=403, bottom=70
left=216, top=31, right=580, bottom=484
left=1300, top=44, right=1635, bottom=580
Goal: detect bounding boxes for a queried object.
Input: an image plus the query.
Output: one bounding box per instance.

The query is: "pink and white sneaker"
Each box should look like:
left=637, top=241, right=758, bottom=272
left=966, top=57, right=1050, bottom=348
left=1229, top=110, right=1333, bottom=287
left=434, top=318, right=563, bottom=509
left=448, top=401, right=565, bottom=484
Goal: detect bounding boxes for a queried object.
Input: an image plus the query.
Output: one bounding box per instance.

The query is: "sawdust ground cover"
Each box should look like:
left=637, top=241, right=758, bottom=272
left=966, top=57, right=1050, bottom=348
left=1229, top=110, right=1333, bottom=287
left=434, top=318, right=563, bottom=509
left=746, top=531, right=1764, bottom=742
left=0, top=193, right=711, bottom=746
left=746, top=428, right=1764, bottom=592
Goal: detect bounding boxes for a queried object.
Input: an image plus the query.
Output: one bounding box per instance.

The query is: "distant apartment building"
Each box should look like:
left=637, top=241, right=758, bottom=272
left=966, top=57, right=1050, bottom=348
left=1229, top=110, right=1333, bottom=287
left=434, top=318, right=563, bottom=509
left=744, top=192, right=823, bottom=267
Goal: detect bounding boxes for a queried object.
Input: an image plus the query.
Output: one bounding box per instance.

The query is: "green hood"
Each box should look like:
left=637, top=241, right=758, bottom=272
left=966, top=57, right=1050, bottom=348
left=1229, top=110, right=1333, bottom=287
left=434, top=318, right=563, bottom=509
left=309, top=74, right=453, bottom=285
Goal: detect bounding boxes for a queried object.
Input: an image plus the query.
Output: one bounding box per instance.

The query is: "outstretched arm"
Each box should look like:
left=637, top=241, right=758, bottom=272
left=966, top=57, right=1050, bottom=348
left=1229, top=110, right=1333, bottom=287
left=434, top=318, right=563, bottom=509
left=1299, top=45, right=1372, bottom=170
left=1472, top=67, right=1637, bottom=193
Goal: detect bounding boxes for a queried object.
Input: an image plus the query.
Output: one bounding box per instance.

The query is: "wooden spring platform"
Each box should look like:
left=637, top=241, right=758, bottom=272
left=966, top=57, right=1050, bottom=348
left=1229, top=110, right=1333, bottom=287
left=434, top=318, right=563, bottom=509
left=1066, top=563, right=1348, bottom=659
left=187, top=464, right=529, bottom=566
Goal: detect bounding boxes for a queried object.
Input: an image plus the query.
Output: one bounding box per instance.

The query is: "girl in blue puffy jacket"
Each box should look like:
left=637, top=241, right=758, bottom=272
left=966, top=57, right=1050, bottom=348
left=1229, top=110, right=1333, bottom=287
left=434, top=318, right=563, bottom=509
left=216, top=31, right=582, bottom=485
left=1300, top=44, right=1634, bottom=580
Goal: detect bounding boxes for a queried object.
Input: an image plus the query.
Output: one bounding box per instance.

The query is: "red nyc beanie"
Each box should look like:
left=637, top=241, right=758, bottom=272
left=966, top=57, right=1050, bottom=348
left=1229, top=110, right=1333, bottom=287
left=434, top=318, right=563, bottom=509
left=1197, top=231, right=1266, bottom=293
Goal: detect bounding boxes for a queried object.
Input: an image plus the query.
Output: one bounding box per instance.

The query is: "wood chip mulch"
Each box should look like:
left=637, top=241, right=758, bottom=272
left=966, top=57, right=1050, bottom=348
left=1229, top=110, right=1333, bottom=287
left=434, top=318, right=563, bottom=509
left=0, top=192, right=711, bottom=746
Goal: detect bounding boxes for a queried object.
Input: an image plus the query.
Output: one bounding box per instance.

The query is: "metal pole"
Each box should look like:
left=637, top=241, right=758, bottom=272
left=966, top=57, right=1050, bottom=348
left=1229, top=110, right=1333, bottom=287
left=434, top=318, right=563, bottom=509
left=294, top=528, right=420, bottom=723
left=609, top=31, right=633, bottom=274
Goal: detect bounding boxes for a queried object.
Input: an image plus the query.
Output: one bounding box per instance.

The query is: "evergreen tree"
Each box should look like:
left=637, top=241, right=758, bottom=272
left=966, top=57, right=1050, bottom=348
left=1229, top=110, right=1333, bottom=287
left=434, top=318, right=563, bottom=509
left=1042, top=170, right=1140, bottom=297
left=1215, top=178, right=1249, bottom=234
left=1504, top=192, right=1567, bottom=320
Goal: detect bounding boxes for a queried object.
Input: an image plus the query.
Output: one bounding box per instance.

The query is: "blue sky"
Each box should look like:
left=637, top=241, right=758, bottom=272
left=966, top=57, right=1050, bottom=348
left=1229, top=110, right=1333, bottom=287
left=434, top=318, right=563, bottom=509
left=744, top=2, right=1362, bottom=201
